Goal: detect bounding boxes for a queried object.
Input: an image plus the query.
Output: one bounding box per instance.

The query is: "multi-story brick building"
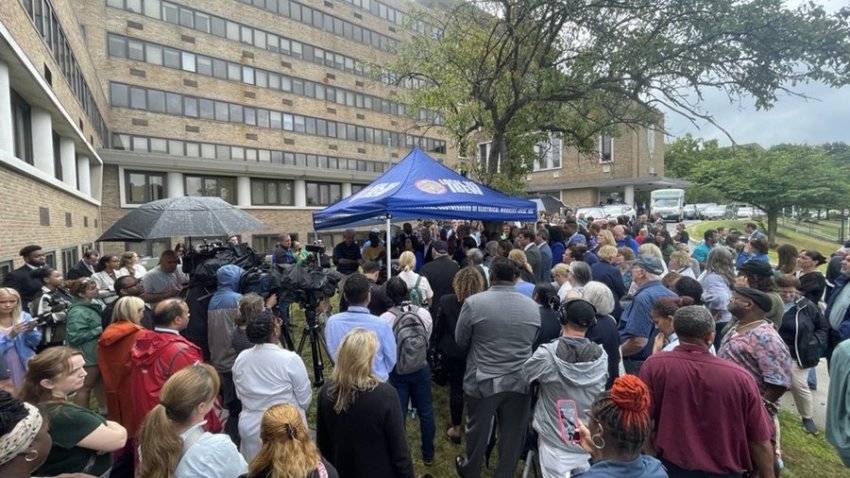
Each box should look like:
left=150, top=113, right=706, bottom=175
left=520, top=129, right=686, bottom=211
left=1, top=0, right=677, bottom=276
left=0, top=0, right=107, bottom=278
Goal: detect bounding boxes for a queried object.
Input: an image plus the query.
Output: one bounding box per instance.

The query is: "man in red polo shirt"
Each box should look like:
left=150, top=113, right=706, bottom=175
left=640, top=306, right=775, bottom=478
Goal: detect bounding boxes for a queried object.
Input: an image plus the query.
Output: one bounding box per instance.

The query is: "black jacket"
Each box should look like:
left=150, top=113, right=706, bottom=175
left=66, top=260, right=94, bottom=280
left=421, top=256, right=459, bottom=319
left=2, top=265, right=43, bottom=311
left=435, top=294, right=465, bottom=359
left=778, top=296, right=829, bottom=369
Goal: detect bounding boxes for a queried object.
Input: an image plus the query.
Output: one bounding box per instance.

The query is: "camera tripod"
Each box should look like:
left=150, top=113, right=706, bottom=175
left=294, top=304, right=334, bottom=387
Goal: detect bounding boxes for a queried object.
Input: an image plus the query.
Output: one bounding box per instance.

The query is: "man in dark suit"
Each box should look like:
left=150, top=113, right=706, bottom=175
left=66, top=249, right=100, bottom=279
left=419, top=228, right=435, bottom=265
left=517, top=229, right=542, bottom=283
left=2, top=245, right=46, bottom=312
left=535, top=228, right=553, bottom=283
left=421, top=240, right=459, bottom=319
left=455, top=257, right=540, bottom=477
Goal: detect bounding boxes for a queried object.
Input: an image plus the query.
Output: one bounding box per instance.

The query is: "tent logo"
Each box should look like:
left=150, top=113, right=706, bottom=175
left=351, top=182, right=400, bottom=201
left=414, top=179, right=448, bottom=195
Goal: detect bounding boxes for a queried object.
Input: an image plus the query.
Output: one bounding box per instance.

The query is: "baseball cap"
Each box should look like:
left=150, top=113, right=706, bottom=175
left=733, top=287, right=772, bottom=312
left=432, top=240, right=448, bottom=254
left=632, top=255, right=664, bottom=275
left=738, top=260, right=773, bottom=277
left=559, top=298, right=598, bottom=328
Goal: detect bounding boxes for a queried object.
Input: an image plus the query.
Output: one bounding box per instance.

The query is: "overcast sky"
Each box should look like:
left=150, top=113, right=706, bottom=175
left=664, top=0, right=849, bottom=147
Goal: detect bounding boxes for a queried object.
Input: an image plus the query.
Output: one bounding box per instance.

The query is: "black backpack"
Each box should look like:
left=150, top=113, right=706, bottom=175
left=390, top=304, right=429, bottom=375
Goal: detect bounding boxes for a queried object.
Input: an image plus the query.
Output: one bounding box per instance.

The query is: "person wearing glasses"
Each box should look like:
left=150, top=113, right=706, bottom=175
left=101, top=275, right=153, bottom=330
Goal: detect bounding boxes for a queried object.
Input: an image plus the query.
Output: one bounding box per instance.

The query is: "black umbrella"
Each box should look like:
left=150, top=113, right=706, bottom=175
left=97, top=196, right=267, bottom=242
left=526, top=195, right=565, bottom=214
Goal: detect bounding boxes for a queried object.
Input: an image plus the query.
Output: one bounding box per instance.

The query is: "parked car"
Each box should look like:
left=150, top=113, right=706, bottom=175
left=736, top=206, right=754, bottom=218
left=602, top=204, right=637, bottom=220
left=702, top=205, right=732, bottom=220
left=683, top=204, right=698, bottom=220
left=695, top=203, right=717, bottom=220
left=576, top=207, right=608, bottom=224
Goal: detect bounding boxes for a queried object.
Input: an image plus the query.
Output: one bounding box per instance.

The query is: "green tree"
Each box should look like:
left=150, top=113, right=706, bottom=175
left=690, top=145, right=850, bottom=242
left=393, top=0, right=850, bottom=189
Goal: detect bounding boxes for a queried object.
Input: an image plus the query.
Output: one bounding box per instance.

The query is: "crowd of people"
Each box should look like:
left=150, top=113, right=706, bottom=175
left=1, top=213, right=850, bottom=478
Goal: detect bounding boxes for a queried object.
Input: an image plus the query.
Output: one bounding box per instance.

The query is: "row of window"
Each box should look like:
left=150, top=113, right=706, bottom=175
left=106, top=33, right=440, bottom=123
left=20, top=0, right=109, bottom=144
left=111, top=132, right=392, bottom=174
left=109, top=82, right=447, bottom=154
left=125, top=169, right=360, bottom=206
left=331, top=0, right=440, bottom=36
left=106, top=0, right=425, bottom=89
left=232, top=0, right=400, bottom=51
left=478, top=135, right=615, bottom=172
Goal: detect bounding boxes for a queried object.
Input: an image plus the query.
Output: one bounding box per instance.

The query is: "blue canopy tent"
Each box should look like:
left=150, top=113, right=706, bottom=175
left=313, top=147, right=537, bottom=270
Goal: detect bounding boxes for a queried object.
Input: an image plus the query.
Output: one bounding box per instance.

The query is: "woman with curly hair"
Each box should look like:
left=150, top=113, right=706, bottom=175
left=435, top=268, right=485, bottom=444
left=577, top=375, right=666, bottom=477
left=316, top=329, right=413, bottom=478
left=239, top=403, right=337, bottom=478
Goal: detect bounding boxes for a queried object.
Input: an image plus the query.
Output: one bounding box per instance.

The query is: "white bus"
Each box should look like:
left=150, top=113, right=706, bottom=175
left=650, top=188, right=686, bottom=222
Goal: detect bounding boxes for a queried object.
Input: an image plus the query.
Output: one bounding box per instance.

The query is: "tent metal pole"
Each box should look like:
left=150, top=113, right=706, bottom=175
left=386, top=215, right=392, bottom=279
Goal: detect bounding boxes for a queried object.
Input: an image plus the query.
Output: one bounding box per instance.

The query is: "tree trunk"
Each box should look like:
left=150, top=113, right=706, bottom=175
left=767, top=212, right=778, bottom=246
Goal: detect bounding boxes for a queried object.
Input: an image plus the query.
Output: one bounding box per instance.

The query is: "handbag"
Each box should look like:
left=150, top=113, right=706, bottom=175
left=429, top=347, right=448, bottom=386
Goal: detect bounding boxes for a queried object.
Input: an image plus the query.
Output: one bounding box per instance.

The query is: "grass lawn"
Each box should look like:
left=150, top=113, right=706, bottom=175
left=688, top=220, right=840, bottom=259
left=779, top=410, right=846, bottom=478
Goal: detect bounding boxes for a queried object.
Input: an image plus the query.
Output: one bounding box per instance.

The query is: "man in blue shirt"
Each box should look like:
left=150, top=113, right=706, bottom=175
left=324, top=273, right=397, bottom=380
left=613, top=225, right=639, bottom=255
left=692, top=229, right=718, bottom=268
left=618, top=255, right=677, bottom=374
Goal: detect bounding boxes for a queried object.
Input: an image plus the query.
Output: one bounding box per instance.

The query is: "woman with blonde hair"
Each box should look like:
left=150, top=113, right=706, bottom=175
left=115, top=251, right=147, bottom=279
left=669, top=250, right=696, bottom=279
left=137, top=363, right=247, bottom=478
left=316, top=329, right=413, bottom=477
left=508, top=249, right=536, bottom=283
left=0, top=287, right=40, bottom=393
left=240, top=403, right=338, bottom=478
left=20, top=346, right=127, bottom=477
left=97, top=296, right=145, bottom=437
left=397, top=250, right=433, bottom=306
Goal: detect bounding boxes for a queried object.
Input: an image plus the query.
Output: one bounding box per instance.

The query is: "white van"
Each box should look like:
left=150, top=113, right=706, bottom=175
left=650, top=189, right=686, bottom=222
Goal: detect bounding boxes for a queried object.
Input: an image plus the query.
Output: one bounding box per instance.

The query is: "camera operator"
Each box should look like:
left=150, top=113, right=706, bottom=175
left=30, top=267, right=71, bottom=349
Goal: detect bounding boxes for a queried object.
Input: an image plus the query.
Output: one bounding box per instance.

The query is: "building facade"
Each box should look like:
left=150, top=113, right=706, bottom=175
left=0, top=0, right=107, bottom=279
left=1, top=0, right=676, bottom=273
left=521, top=127, right=685, bottom=211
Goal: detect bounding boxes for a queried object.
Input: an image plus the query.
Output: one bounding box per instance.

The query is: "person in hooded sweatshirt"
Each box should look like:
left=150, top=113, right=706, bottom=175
left=208, top=264, right=245, bottom=444
left=523, top=298, right=609, bottom=477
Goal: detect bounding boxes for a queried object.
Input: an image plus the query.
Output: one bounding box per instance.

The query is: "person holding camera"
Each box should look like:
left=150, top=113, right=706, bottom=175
left=523, top=299, right=608, bottom=477
left=0, top=287, right=41, bottom=393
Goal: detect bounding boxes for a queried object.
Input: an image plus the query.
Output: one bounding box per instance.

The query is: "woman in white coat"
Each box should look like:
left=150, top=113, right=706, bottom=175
left=232, top=310, right=311, bottom=462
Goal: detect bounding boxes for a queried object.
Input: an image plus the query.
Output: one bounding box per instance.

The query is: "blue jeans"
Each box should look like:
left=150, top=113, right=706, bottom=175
left=389, top=366, right=435, bottom=460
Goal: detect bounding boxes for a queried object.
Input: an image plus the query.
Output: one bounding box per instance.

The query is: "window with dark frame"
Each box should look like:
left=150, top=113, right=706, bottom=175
left=11, top=90, right=33, bottom=164
left=0, top=261, right=13, bottom=284
left=305, top=181, right=342, bottom=206
left=184, top=174, right=237, bottom=204
left=61, top=247, right=79, bottom=276
left=250, top=178, right=294, bottom=206
left=125, top=170, right=166, bottom=204
left=43, top=251, right=56, bottom=269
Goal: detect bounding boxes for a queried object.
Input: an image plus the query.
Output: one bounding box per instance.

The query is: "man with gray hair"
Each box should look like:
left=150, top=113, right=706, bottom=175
left=640, top=306, right=777, bottom=478
left=618, top=255, right=676, bottom=374
left=466, top=248, right=489, bottom=288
